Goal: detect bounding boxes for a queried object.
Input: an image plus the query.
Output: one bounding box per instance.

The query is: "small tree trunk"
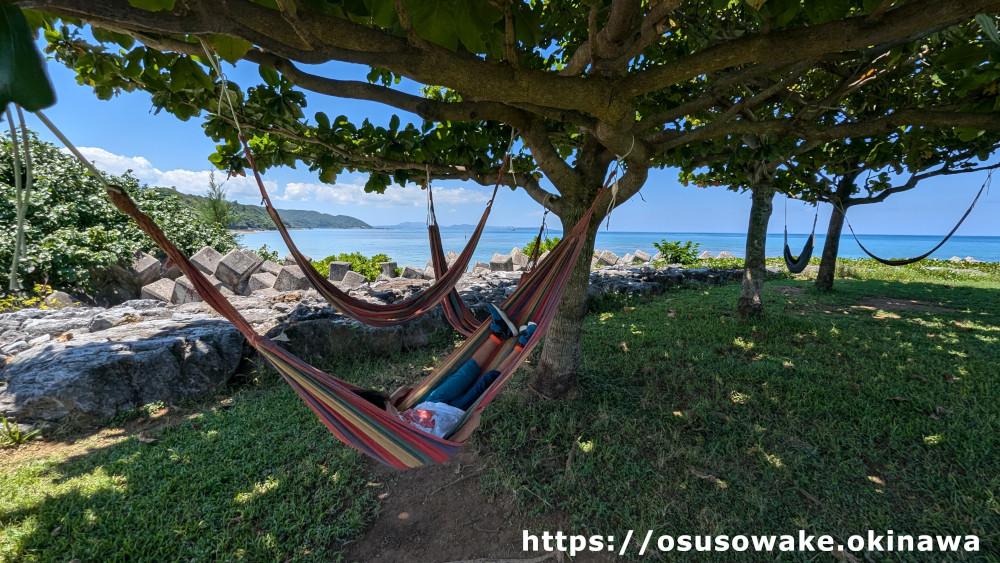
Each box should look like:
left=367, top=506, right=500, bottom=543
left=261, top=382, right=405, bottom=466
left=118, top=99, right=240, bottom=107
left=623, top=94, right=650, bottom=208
left=531, top=204, right=597, bottom=399
left=815, top=204, right=847, bottom=292
left=737, top=182, right=776, bottom=320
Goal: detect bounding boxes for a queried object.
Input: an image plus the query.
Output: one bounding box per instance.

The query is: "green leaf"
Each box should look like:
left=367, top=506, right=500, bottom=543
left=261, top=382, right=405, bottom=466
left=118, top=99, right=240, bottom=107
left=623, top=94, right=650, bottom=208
left=388, top=114, right=400, bottom=132
left=955, top=127, right=984, bottom=142
left=0, top=5, right=56, bottom=113
left=259, top=65, right=281, bottom=87
left=315, top=111, right=330, bottom=130
left=976, top=14, right=1000, bottom=47
left=207, top=35, right=253, bottom=64
left=126, top=0, right=176, bottom=12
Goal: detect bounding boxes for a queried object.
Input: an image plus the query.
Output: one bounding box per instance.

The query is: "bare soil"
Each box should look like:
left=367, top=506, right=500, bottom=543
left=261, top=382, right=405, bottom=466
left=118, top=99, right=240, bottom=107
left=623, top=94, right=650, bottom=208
left=855, top=296, right=955, bottom=312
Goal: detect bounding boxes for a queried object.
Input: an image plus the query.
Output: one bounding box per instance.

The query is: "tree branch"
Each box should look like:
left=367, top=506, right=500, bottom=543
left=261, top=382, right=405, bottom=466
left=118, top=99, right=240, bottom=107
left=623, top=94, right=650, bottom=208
left=622, top=0, right=1000, bottom=97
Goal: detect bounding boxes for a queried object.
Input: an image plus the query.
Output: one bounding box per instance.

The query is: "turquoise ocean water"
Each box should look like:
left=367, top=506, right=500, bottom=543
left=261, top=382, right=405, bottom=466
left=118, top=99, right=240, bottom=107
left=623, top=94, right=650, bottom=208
left=239, top=227, right=1000, bottom=268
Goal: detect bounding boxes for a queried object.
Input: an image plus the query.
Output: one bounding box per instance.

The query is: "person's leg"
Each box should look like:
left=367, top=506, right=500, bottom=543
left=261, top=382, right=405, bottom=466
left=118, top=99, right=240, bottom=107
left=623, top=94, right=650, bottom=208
left=425, top=358, right=481, bottom=404
left=449, top=370, right=502, bottom=411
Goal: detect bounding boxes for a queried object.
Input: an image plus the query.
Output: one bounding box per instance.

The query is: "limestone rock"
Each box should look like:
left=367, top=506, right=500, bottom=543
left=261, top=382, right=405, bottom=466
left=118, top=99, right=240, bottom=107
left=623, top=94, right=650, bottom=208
left=43, top=291, right=78, bottom=308
left=216, top=249, right=264, bottom=289
left=191, top=247, right=223, bottom=276
left=0, top=317, right=243, bottom=423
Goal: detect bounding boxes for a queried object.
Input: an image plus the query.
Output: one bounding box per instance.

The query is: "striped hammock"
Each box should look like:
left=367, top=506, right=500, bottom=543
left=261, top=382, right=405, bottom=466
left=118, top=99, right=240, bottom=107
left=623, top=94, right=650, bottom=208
left=241, top=135, right=503, bottom=328
left=106, top=184, right=602, bottom=469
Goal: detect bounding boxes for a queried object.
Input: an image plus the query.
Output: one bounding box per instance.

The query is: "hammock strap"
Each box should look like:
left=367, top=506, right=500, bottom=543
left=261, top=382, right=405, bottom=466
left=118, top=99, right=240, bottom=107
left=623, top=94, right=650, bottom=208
left=843, top=171, right=990, bottom=266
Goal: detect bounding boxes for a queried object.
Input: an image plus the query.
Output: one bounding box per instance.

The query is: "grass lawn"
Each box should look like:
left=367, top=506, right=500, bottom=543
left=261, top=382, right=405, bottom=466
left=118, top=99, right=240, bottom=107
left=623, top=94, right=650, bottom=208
left=2, top=260, right=999, bottom=561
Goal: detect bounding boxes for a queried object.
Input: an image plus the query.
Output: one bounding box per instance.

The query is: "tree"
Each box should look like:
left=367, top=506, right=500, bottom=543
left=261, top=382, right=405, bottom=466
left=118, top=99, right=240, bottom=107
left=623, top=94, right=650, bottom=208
left=0, top=129, right=238, bottom=291
left=16, top=0, right=1000, bottom=396
left=199, top=171, right=233, bottom=228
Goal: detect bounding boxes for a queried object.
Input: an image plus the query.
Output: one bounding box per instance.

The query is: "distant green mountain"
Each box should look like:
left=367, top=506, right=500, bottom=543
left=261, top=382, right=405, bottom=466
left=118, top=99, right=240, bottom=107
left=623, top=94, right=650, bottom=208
left=150, top=187, right=372, bottom=230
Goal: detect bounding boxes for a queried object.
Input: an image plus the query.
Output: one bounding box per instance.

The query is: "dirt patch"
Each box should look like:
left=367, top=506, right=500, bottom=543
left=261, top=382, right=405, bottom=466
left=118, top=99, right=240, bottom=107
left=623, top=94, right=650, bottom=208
left=856, top=296, right=954, bottom=313
left=776, top=286, right=805, bottom=296
left=0, top=405, right=206, bottom=470
left=344, top=449, right=532, bottom=562
left=343, top=449, right=610, bottom=563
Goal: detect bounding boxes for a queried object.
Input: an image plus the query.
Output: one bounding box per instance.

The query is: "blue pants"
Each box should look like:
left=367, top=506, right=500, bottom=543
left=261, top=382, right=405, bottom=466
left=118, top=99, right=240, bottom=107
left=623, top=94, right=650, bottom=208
left=426, top=358, right=501, bottom=411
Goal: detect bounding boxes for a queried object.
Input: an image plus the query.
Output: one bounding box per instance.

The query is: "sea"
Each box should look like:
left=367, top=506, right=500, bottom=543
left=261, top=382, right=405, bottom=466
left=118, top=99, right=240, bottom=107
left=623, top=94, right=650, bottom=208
left=238, top=227, right=1000, bottom=267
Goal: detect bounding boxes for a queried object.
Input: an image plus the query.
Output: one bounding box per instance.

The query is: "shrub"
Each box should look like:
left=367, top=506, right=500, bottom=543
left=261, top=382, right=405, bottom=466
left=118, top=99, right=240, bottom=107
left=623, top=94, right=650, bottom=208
left=521, top=235, right=561, bottom=257
left=313, top=252, right=394, bottom=281
left=652, top=239, right=701, bottom=265
left=1, top=131, right=238, bottom=292
left=254, top=244, right=280, bottom=263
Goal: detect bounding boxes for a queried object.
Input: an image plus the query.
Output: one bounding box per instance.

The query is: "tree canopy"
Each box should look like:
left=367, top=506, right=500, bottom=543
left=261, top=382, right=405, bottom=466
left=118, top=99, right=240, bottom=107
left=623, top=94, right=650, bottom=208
left=9, top=0, right=1000, bottom=394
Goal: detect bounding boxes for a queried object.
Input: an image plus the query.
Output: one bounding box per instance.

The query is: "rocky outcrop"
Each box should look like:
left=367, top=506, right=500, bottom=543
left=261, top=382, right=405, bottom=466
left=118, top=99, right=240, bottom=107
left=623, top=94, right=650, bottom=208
left=2, top=264, right=756, bottom=427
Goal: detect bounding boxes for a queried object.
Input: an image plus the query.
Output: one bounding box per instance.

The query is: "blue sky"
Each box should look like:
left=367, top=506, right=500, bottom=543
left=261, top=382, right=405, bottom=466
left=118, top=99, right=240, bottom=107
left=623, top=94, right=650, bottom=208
left=15, top=47, right=1000, bottom=237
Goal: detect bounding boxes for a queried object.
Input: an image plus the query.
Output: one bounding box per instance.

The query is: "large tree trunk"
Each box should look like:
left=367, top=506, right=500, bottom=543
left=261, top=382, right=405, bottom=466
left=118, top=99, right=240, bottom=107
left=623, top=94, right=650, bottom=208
left=815, top=203, right=847, bottom=292
left=530, top=202, right=597, bottom=399
left=737, top=182, right=776, bottom=320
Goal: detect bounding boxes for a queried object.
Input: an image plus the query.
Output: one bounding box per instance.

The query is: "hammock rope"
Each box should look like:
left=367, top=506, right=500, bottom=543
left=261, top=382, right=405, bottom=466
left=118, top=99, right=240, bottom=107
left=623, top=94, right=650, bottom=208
left=842, top=171, right=991, bottom=266
left=238, top=134, right=500, bottom=327
left=783, top=198, right=818, bottom=274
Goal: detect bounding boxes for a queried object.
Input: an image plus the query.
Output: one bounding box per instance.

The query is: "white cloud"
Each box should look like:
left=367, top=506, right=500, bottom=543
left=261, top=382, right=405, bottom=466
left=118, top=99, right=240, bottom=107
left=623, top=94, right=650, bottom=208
left=73, top=146, right=273, bottom=198
left=277, top=181, right=489, bottom=208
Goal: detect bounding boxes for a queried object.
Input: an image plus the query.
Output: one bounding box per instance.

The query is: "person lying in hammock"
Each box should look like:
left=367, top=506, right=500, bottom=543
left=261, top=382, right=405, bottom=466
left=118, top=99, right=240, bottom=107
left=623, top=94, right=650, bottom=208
left=356, top=304, right=536, bottom=439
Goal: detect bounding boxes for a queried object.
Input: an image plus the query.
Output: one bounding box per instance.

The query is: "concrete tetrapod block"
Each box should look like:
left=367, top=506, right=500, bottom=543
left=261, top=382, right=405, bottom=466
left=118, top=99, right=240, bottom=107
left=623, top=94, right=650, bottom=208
left=274, top=266, right=310, bottom=291
left=283, top=254, right=311, bottom=266
left=379, top=261, right=398, bottom=278
left=260, top=260, right=282, bottom=276
left=129, top=251, right=162, bottom=287
left=327, top=261, right=352, bottom=282
left=248, top=272, right=277, bottom=293
left=216, top=249, right=264, bottom=289
left=698, top=251, right=714, bottom=259
left=190, top=247, right=223, bottom=276
left=634, top=249, right=651, bottom=263
left=490, top=253, right=514, bottom=272
left=172, top=276, right=202, bottom=304
left=445, top=251, right=460, bottom=269
left=401, top=266, right=425, bottom=279
left=622, top=253, right=635, bottom=265
left=717, top=251, right=735, bottom=259
left=473, top=261, right=490, bottom=274
left=140, top=278, right=177, bottom=303
left=510, top=248, right=530, bottom=270
left=339, top=270, right=368, bottom=290
left=597, top=250, right=619, bottom=267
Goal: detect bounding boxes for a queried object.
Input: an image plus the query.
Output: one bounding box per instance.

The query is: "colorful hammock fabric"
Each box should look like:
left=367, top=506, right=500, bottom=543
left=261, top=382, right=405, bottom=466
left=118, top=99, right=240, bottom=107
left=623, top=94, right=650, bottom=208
left=240, top=135, right=502, bottom=328
left=106, top=184, right=603, bottom=469
left=427, top=184, right=482, bottom=336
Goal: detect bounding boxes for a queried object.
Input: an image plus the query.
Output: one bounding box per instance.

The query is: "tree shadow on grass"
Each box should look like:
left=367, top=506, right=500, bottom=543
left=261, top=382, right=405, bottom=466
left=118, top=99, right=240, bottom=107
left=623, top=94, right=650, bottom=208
left=1, top=380, right=381, bottom=562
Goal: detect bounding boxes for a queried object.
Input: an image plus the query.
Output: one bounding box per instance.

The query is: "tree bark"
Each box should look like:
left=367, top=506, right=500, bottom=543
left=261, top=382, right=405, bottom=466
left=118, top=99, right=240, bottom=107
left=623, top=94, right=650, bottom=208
left=530, top=200, right=598, bottom=399
left=815, top=203, right=847, bottom=292
left=737, top=182, right=776, bottom=320
left=815, top=172, right=859, bottom=292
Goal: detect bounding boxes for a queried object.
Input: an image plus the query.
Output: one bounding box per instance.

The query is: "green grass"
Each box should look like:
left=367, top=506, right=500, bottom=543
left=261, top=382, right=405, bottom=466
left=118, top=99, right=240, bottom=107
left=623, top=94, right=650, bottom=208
left=478, top=268, right=1000, bottom=559
left=2, top=260, right=999, bottom=561
left=0, top=346, right=447, bottom=562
